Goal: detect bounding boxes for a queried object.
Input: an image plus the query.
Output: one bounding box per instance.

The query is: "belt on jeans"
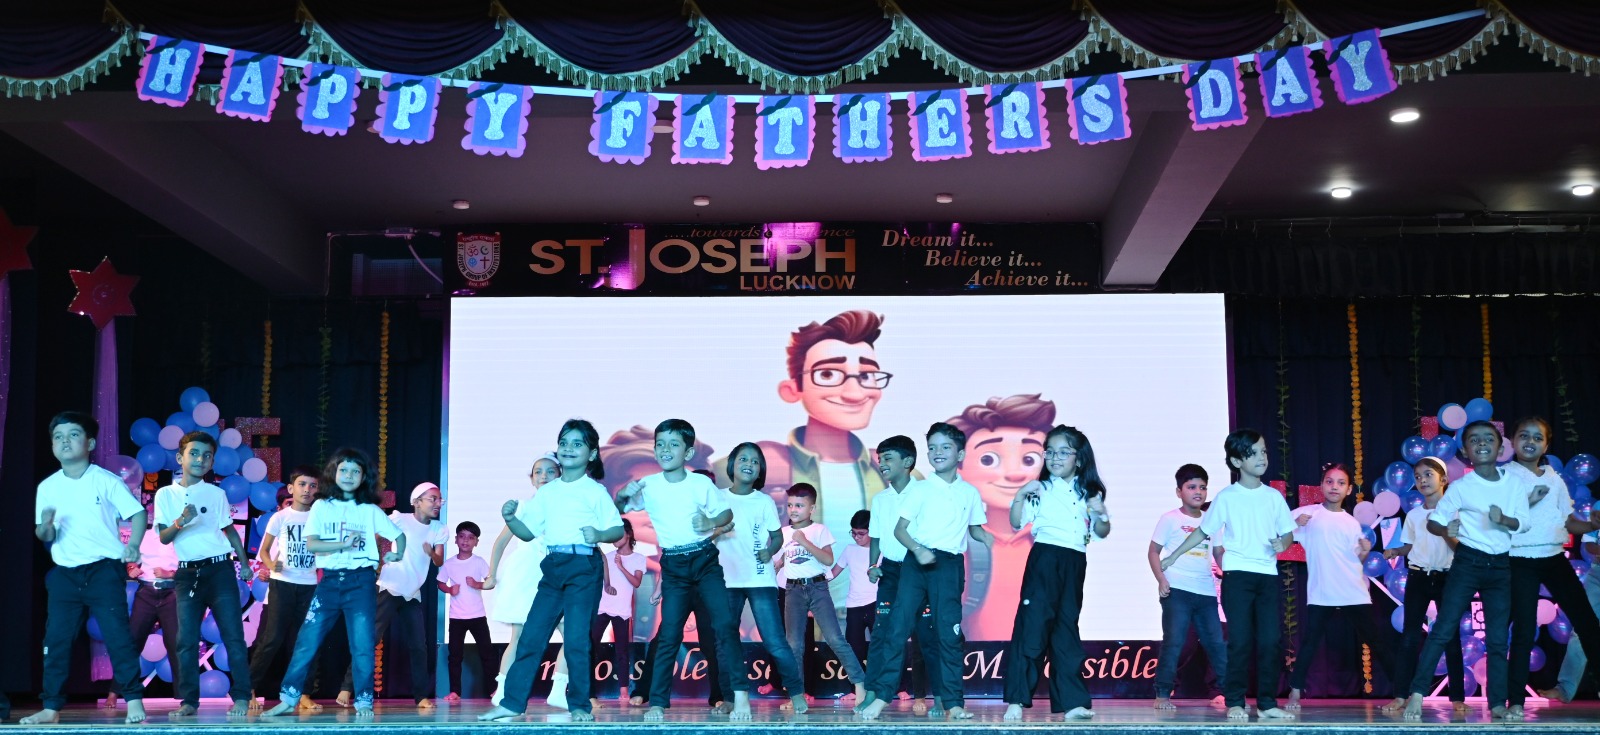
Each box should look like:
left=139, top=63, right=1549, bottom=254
left=788, top=574, right=827, bottom=587
left=140, top=579, right=177, bottom=590
left=1408, top=565, right=1448, bottom=574
left=661, top=539, right=711, bottom=556
left=178, top=554, right=232, bottom=569
left=547, top=544, right=597, bottom=556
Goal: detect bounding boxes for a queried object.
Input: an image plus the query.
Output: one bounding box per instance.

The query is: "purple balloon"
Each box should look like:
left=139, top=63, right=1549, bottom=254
left=1529, top=646, right=1547, bottom=672
left=1462, top=635, right=1486, bottom=665
left=198, top=669, right=230, bottom=698
left=1550, top=613, right=1574, bottom=644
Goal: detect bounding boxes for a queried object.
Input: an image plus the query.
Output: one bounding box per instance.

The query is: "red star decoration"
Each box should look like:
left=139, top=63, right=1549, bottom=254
left=68, top=257, right=139, bottom=329
left=0, top=208, right=36, bottom=278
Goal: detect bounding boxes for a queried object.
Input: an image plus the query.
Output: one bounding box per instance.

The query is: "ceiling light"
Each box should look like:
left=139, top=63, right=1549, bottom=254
left=692, top=195, right=711, bottom=207
left=451, top=199, right=470, bottom=210
left=935, top=193, right=954, bottom=204
left=1330, top=187, right=1353, bottom=199
left=1574, top=184, right=1595, bottom=197
left=1389, top=108, right=1420, bottom=124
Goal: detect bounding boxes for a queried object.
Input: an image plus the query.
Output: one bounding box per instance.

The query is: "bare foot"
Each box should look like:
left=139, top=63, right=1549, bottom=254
left=248, top=697, right=264, bottom=712
left=1285, top=689, right=1302, bottom=711
left=590, top=698, right=600, bottom=710
left=1452, top=701, right=1469, bottom=714
left=1506, top=705, right=1524, bottom=720
left=912, top=700, right=927, bottom=715
left=1260, top=707, right=1294, bottom=720
left=354, top=707, right=374, bottom=720
left=573, top=711, right=595, bottom=722
left=1004, top=703, right=1024, bottom=721
left=948, top=706, right=973, bottom=720
left=1211, top=695, right=1227, bottom=706
left=477, top=705, right=520, bottom=722
left=854, top=683, right=867, bottom=704
left=299, top=695, right=323, bottom=711
left=731, top=692, right=752, bottom=721
left=1380, top=697, right=1405, bottom=713
left=1154, top=697, right=1175, bottom=711
left=168, top=704, right=197, bottom=720
left=859, top=699, right=888, bottom=721
left=1491, top=706, right=1509, bottom=720
left=1402, top=693, right=1424, bottom=721
left=228, top=700, right=251, bottom=717
left=444, top=692, right=461, bottom=703
left=336, top=690, right=353, bottom=707
left=1065, top=707, right=1095, bottom=720
left=261, top=700, right=296, bottom=718
left=101, top=692, right=119, bottom=708
left=644, top=706, right=665, bottom=721
left=629, top=695, right=644, bottom=706
left=417, top=698, right=434, bottom=710
left=929, top=697, right=946, bottom=718
left=20, top=710, right=61, bottom=725
left=126, top=700, right=146, bottom=724
left=790, top=694, right=809, bottom=715
left=852, top=691, right=875, bottom=714
left=1227, top=706, right=1248, bottom=720
left=1537, top=687, right=1570, bottom=703
left=710, top=701, right=732, bottom=714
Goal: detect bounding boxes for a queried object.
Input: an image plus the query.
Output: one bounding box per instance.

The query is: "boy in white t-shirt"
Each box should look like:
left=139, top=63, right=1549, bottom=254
left=1161, top=429, right=1296, bottom=721
left=249, top=466, right=322, bottom=712
left=778, top=484, right=868, bottom=701
left=24, top=412, right=149, bottom=726
left=594, top=519, right=647, bottom=703
left=859, top=423, right=993, bottom=721
left=1381, top=457, right=1465, bottom=712
left=337, top=481, right=446, bottom=708
left=440, top=521, right=496, bottom=700
left=841, top=510, right=876, bottom=675
left=1148, top=464, right=1226, bottom=710
left=860, top=435, right=940, bottom=714
left=616, top=419, right=748, bottom=721
left=1286, top=462, right=1392, bottom=708
left=155, top=430, right=253, bottom=718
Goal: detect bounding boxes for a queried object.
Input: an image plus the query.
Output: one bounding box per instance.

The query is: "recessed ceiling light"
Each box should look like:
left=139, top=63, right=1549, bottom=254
left=1574, top=184, right=1596, bottom=197
left=935, top=193, right=954, bottom=204
left=693, top=195, right=711, bottom=207
left=1389, top=108, right=1420, bottom=124
left=451, top=199, right=470, bottom=210
left=1330, top=187, right=1353, bottom=199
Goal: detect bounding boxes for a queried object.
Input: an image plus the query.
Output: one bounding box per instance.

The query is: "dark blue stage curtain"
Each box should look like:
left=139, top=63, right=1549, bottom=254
left=692, top=0, right=896, bottom=77
left=500, top=0, right=700, bottom=76
left=1288, top=0, right=1494, bottom=73
left=300, top=0, right=505, bottom=76
left=0, top=0, right=124, bottom=93
left=114, top=0, right=308, bottom=86
left=1090, top=0, right=1289, bottom=61
left=896, top=0, right=1093, bottom=73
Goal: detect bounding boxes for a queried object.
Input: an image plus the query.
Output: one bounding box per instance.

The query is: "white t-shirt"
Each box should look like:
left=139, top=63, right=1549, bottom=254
left=513, top=474, right=623, bottom=547
left=899, top=473, right=986, bottom=555
left=1152, top=508, right=1215, bottom=597
left=1199, top=482, right=1296, bottom=575
left=306, top=498, right=403, bottom=570
left=869, top=486, right=913, bottom=562
left=630, top=472, right=727, bottom=549
left=1506, top=463, right=1572, bottom=558
left=264, top=508, right=318, bottom=585
left=1018, top=476, right=1108, bottom=551
left=598, top=550, right=648, bottom=619
left=715, top=488, right=781, bottom=588
left=441, top=554, right=489, bottom=619
left=1292, top=504, right=1371, bottom=606
left=35, top=466, right=147, bottom=569
left=841, top=543, right=876, bottom=607
left=136, top=529, right=178, bottom=582
left=154, top=481, right=235, bottom=561
left=377, top=512, right=447, bottom=600
left=780, top=523, right=836, bottom=580
left=1428, top=468, right=1531, bottom=556
left=1401, top=503, right=1454, bottom=572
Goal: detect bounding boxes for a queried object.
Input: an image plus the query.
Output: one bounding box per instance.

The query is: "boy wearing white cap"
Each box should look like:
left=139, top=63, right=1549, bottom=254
left=337, top=481, right=446, bottom=708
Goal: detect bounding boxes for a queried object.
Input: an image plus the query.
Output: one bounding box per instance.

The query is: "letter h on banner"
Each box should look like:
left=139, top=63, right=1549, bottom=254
left=672, top=93, right=734, bottom=165
left=589, top=91, right=657, bottom=165
left=297, top=64, right=362, bottom=136
left=755, top=95, right=815, bottom=170
left=832, top=93, right=891, bottom=163
left=1184, top=57, right=1248, bottom=131
left=136, top=36, right=203, bottom=107
left=462, top=82, right=533, bottom=157
left=217, top=51, right=285, bottom=122
left=909, top=89, right=972, bottom=162
left=983, top=83, right=1049, bottom=155
left=1255, top=46, right=1322, bottom=118
left=1324, top=29, right=1397, bottom=105
left=1065, top=75, right=1131, bottom=145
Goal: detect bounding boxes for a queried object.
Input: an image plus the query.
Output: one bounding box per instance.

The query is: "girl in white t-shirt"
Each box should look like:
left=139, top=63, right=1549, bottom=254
left=1285, top=462, right=1391, bottom=709
left=1002, top=425, right=1111, bottom=721
left=484, top=453, right=564, bottom=708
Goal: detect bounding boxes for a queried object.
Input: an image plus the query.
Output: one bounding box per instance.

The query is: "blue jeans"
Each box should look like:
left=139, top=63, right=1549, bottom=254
left=499, top=551, right=604, bottom=715
left=1553, top=570, right=1600, bottom=699
left=41, top=559, right=145, bottom=709
left=647, top=545, right=748, bottom=708
left=175, top=561, right=253, bottom=706
left=784, top=579, right=867, bottom=689
left=341, top=590, right=433, bottom=701
left=1153, top=588, right=1227, bottom=698
left=277, top=567, right=378, bottom=709
left=727, top=586, right=804, bottom=695
left=1410, top=544, right=1511, bottom=708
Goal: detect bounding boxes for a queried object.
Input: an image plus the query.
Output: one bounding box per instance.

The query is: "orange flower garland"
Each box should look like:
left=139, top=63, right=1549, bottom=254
left=1348, top=304, right=1363, bottom=499
left=378, top=310, right=391, bottom=492
left=1481, top=302, right=1492, bottom=402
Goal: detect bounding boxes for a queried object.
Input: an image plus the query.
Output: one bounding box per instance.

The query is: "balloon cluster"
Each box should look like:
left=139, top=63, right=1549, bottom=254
left=126, top=386, right=284, bottom=510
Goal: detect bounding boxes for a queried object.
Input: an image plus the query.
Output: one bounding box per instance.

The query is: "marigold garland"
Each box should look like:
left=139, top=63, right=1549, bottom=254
left=1348, top=303, right=1363, bottom=499
left=1362, top=643, right=1372, bottom=694
left=374, top=640, right=384, bottom=693
left=377, top=309, right=391, bottom=491
left=1480, top=302, right=1493, bottom=403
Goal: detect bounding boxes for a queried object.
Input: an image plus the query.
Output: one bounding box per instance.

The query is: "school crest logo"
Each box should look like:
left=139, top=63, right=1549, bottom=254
left=457, top=233, right=501, bottom=288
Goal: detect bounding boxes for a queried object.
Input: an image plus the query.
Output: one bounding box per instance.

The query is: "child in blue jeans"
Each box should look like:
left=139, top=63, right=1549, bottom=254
left=1148, top=464, right=1226, bottom=709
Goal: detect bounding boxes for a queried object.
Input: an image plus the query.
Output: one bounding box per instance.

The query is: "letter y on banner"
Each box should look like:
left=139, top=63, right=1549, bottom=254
left=217, top=51, right=285, bottom=122
left=136, top=36, right=203, bottom=107
left=1065, top=75, right=1130, bottom=145
left=909, top=89, right=972, bottom=162
left=462, top=83, right=533, bottom=157
left=1183, top=58, right=1248, bottom=130
left=297, top=64, right=361, bottom=136
left=590, top=91, right=657, bottom=165
left=755, top=95, right=815, bottom=170
left=832, top=93, right=891, bottom=163
left=1325, top=30, right=1396, bottom=105
left=672, top=93, right=733, bottom=165
left=984, top=83, right=1049, bottom=155
left=1255, top=46, right=1321, bottom=118
left=376, top=74, right=440, bottom=145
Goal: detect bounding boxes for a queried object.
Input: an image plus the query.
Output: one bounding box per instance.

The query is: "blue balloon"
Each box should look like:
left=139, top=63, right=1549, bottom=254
left=1385, top=565, right=1409, bottom=593
left=179, top=386, right=211, bottom=412
left=1462, top=634, right=1487, bottom=665
left=1436, top=653, right=1451, bottom=675
left=1464, top=397, right=1494, bottom=423
left=1392, top=606, right=1407, bottom=633
left=164, top=450, right=182, bottom=473
left=1572, top=484, right=1592, bottom=506
left=200, top=614, right=221, bottom=644
left=1547, top=455, right=1566, bottom=474
left=1550, top=613, right=1573, bottom=644
left=221, top=472, right=249, bottom=504
left=1401, top=436, right=1429, bottom=465
left=1530, top=645, right=1547, bottom=672
left=1438, top=403, right=1468, bottom=432
left=1369, top=476, right=1389, bottom=495
left=1573, top=558, right=1591, bottom=582
left=198, top=669, right=230, bottom=698
left=1363, top=551, right=1388, bottom=577
left=1578, top=503, right=1595, bottom=524
left=252, top=579, right=270, bottom=603
left=137, top=445, right=169, bottom=478
left=86, top=616, right=103, bottom=641
left=235, top=443, right=255, bottom=464
left=126, top=581, right=138, bottom=612
left=249, top=482, right=280, bottom=513
left=1386, top=461, right=1415, bottom=492
left=1401, top=490, right=1425, bottom=512
left=211, top=641, right=230, bottom=672
left=1570, top=453, right=1600, bottom=486
left=166, top=411, right=198, bottom=434
left=130, top=418, right=162, bottom=447
left=140, top=656, right=173, bottom=682
left=238, top=580, right=251, bottom=608
left=1460, top=612, right=1478, bottom=638
left=201, top=424, right=221, bottom=440
left=1462, top=666, right=1479, bottom=697
left=1429, top=434, right=1457, bottom=460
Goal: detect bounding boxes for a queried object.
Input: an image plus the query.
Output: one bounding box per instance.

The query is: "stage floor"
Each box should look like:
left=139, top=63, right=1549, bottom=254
left=9, top=697, right=1598, bottom=732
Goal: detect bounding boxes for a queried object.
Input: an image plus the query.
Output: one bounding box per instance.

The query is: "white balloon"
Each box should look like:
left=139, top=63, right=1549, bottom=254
left=1373, top=490, right=1402, bottom=517
left=220, top=428, right=243, bottom=449
left=241, top=458, right=268, bottom=483
left=157, top=425, right=184, bottom=451
left=1353, top=500, right=1379, bottom=526
left=1538, top=599, right=1559, bottom=626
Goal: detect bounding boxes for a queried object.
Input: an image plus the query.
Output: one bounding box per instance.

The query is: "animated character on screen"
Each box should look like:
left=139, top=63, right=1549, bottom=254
left=760, top=310, right=891, bottom=544
left=945, top=394, right=1056, bottom=641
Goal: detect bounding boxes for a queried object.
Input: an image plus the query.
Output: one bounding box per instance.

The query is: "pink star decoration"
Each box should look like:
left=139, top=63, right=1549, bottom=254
left=67, top=257, right=139, bottom=329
